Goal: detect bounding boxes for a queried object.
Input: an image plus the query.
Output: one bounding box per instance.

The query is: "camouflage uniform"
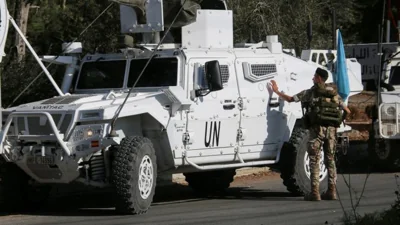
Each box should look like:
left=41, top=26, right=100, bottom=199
left=293, top=83, right=345, bottom=201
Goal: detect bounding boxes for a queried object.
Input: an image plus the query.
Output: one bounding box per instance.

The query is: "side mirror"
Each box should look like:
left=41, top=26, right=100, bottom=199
left=193, top=60, right=223, bottom=98
left=205, top=60, right=223, bottom=92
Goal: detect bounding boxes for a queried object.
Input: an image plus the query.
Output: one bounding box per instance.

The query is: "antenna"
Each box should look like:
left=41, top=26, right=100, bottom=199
left=378, top=24, right=383, bottom=104
left=377, top=0, right=388, bottom=104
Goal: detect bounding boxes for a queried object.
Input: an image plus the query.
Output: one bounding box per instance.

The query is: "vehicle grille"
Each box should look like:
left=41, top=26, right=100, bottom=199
left=41, top=95, right=94, bottom=104
left=15, top=113, right=73, bottom=136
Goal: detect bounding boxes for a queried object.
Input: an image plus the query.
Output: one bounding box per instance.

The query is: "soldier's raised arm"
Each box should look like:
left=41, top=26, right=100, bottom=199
left=269, top=80, right=305, bottom=103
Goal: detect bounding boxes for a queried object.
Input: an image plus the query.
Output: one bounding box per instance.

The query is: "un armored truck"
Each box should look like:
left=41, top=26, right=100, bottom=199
left=366, top=44, right=400, bottom=171
left=0, top=0, right=364, bottom=214
left=322, top=41, right=400, bottom=171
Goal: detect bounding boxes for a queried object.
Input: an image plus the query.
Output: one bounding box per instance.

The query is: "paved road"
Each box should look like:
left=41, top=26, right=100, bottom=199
left=1, top=169, right=398, bottom=225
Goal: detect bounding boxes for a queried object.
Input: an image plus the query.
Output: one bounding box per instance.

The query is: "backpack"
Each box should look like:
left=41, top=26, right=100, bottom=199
left=305, top=84, right=343, bottom=128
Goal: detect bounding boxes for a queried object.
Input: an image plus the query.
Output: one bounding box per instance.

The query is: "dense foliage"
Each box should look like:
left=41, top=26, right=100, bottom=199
left=0, top=0, right=388, bottom=107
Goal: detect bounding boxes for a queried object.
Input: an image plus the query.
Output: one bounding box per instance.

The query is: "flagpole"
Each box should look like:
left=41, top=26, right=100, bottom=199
left=378, top=24, right=383, bottom=105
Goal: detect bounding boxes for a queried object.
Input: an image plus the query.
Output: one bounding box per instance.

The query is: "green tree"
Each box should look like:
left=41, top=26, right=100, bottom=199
left=227, top=0, right=365, bottom=55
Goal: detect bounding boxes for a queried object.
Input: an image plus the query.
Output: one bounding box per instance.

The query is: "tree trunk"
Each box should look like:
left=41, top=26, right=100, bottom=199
left=14, top=0, right=31, bottom=62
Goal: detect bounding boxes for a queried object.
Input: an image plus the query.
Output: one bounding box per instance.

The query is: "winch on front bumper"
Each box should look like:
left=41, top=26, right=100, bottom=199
left=0, top=111, right=111, bottom=184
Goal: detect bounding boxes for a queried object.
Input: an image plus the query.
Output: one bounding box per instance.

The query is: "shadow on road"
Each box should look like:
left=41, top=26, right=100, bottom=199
left=204, top=188, right=299, bottom=200
left=0, top=180, right=300, bottom=217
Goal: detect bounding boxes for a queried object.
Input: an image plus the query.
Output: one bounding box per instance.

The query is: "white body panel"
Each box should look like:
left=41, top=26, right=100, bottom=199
left=233, top=50, right=290, bottom=157
left=182, top=10, right=233, bottom=49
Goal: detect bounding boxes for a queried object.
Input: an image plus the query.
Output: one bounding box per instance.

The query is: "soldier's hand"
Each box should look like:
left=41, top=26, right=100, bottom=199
left=269, top=80, right=279, bottom=93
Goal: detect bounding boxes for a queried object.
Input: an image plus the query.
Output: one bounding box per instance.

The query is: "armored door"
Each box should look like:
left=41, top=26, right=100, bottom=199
left=184, top=57, right=241, bottom=156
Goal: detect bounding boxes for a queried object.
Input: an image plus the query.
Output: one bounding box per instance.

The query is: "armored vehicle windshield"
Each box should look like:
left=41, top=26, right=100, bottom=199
left=77, top=60, right=126, bottom=89
left=75, top=57, right=178, bottom=91
left=127, top=57, right=178, bottom=87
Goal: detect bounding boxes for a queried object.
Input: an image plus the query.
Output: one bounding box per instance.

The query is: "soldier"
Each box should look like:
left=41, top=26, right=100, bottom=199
left=269, top=67, right=351, bottom=201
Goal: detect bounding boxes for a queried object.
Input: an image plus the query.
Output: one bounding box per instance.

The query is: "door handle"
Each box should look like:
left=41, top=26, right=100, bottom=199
left=223, top=104, right=235, bottom=110
left=269, top=103, right=280, bottom=108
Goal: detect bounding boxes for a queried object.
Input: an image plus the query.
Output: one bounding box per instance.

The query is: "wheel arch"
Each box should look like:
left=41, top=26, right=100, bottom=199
left=113, top=113, right=175, bottom=172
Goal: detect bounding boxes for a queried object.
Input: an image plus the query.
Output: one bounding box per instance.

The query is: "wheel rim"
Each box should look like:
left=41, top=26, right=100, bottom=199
left=304, top=150, right=328, bottom=182
left=375, top=139, right=390, bottom=160
left=138, top=155, right=154, bottom=199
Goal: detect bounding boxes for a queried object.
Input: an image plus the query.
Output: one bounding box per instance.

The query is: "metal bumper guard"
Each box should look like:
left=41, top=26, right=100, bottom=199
left=378, top=103, right=400, bottom=139
left=0, top=112, right=72, bottom=156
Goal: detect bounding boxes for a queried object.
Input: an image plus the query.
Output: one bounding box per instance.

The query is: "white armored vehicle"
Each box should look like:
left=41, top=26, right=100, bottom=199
left=0, top=0, right=364, bottom=213
left=368, top=45, right=400, bottom=170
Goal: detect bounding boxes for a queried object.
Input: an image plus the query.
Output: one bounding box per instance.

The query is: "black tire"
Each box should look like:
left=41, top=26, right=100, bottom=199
left=111, top=136, right=157, bottom=215
left=183, top=169, right=236, bottom=196
left=279, top=127, right=328, bottom=196
left=368, top=129, right=400, bottom=172
left=0, top=158, right=51, bottom=212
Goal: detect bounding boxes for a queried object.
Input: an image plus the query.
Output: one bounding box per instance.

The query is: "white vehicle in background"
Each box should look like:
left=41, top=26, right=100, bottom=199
left=367, top=44, right=400, bottom=171
left=324, top=31, right=400, bottom=171
left=0, top=0, right=364, bottom=214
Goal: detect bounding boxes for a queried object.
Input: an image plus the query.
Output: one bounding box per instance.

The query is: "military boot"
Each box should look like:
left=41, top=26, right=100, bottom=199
left=304, top=164, right=321, bottom=201
left=321, top=183, right=337, bottom=200
left=304, top=180, right=321, bottom=201
left=322, top=164, right=338, bottom=200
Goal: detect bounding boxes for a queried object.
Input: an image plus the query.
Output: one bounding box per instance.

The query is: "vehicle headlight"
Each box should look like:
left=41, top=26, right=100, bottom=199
left=386, top=106, right=396, bottom=116
left=381, top=104, right=398, bottom=118
left=71, top=125, right=104, bottom=142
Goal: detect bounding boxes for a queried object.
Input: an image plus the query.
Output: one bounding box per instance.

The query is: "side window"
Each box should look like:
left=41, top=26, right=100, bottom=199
left=312, top=53, right=318, bottom=63
left=389, top=66, right=400, bottom=85
left=318, top=53, right=326, bottom=65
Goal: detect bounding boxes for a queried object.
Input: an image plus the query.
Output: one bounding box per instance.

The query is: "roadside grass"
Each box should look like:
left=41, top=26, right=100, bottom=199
left=341, top=174, right=400, bottom=225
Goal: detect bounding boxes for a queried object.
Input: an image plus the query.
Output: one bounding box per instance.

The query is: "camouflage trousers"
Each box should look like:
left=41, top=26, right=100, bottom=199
left=308, top=125, right=337, bottom=188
